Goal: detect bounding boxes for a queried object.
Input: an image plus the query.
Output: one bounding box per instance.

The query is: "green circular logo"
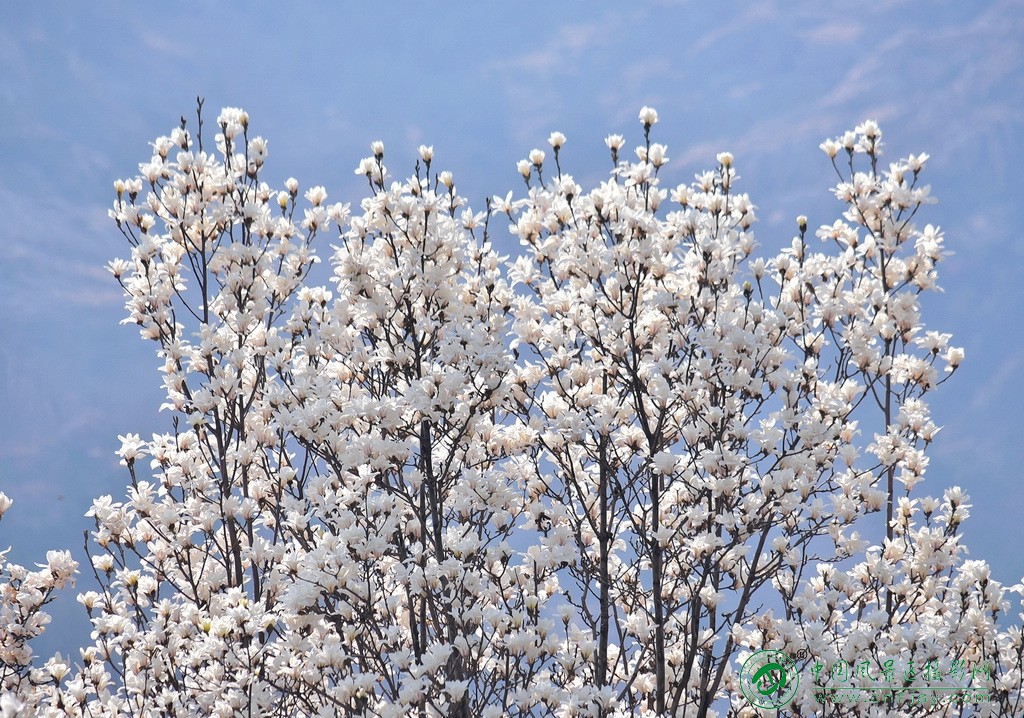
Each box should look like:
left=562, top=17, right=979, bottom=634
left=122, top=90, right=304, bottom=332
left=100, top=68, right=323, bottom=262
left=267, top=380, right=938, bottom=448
left=740, top=649, right=799, bottom=709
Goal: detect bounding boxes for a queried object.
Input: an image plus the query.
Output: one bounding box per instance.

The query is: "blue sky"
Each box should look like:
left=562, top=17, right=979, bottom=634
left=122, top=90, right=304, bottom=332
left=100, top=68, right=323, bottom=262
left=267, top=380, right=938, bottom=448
left=1, top=1, right=1022, bottom=660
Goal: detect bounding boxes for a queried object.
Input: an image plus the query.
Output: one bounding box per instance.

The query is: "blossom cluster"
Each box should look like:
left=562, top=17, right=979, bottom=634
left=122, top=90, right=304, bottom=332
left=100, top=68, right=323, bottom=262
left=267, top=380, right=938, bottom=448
left=0, top=494, right=77, bottom=715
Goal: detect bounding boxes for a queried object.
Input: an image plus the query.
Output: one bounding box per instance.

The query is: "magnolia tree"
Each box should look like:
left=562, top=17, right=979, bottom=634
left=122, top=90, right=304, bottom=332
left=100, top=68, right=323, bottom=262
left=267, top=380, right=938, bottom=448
left=1, top=103, right=1021, bottom=717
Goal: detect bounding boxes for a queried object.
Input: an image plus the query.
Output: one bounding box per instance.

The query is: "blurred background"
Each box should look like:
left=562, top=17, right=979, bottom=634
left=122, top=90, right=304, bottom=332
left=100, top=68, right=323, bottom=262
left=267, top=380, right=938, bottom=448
left=1, top=0, right=1021, bottom=660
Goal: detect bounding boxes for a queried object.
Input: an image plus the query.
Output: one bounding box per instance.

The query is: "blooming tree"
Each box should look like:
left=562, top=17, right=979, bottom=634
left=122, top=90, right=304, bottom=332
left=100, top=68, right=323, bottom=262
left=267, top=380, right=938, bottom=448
left=757, top=125, right=1024, bottom=718
left=503, top=114, right=830, bottom=715
left=1, top=103, right=1021, bottom=717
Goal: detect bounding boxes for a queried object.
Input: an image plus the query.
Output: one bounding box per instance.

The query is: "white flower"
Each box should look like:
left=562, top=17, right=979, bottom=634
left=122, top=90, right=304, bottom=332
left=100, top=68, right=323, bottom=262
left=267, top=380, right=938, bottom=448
left=943, top=346, right=965, bottom=369
left=855, top=119, right=881, bottom=139
left=548, top=131, right=567, bottom=149
left=304, top=185, right=327, bottom=207
left=447, top=680, right=469, bottom=701
left=0, top=492, right=11, bottom=520
left=605, top=134, right=625, bottom=152
left=327, top=202, right=350, bottom=224
left=908, top=152, right=930, bottom=172
left=717, top=151, right=733, bottom=167
left=247, top=136, right=268, bottom=165
left=529, top=148, right=545, bottom=166
left=371, top=140, right=385, bottom=158
left=354, top=157, right=374, bottom=177
left=78, top=591, right=101, bottom=612
left=418, top=144, right=434, bottom=162
left=819, top=139, right=840, bottom=158
left=699, top=586, right=724, bottom=609
left=285, top=177, right=299, bottom=195
left=116, top=433, right=146, bottom=466
left=652, top=451, right=676, bottom=475
left=217, top=107, right=248, bottom=128
left=648, top=143, right=668, bottom=168
left=45, top=550, right=77, bottom=585
left=216, top=107, right=248, bottom=138
left=152, top=135, right=175, bottom=159
left=638, top=106, right=659, bottom=127
left=46, top=655, right=70, bottom=682
left=517, top=159, right=532, bottom=179
left=0, top=694, right=24, bottom=717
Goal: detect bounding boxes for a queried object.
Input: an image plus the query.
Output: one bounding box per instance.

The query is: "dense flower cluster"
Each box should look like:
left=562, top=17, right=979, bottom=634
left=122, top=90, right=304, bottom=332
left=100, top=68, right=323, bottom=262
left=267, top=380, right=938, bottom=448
left=0, top=495, right=77, bottom=714
left=1, top=106, right=1020, bottom=717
